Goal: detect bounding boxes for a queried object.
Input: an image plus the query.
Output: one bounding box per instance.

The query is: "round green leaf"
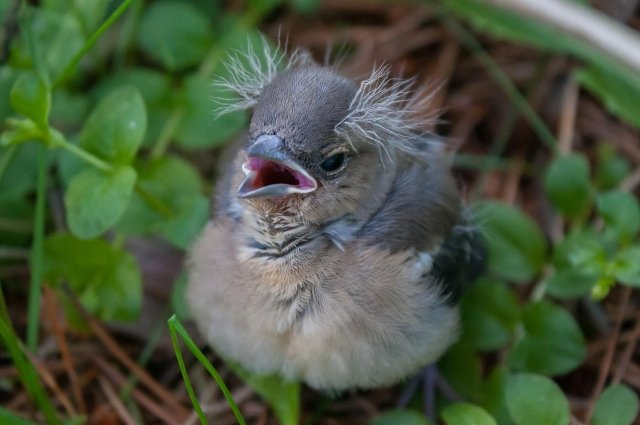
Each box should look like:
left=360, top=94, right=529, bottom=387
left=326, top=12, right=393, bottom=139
left=10, top=72, right=51, bottom=129
left=476, top=367, right=512, bottom=425
left=597, top=191, right=640, bottom=243
left=461, top=278, right=520, bottom=350
left=116, top=156, right=207, bottom=248
left=474, top=201, right=547, bottom=282
left=595, top=143, right=631, bottom=190
left=30, top=9, right=85, bottom=82
left=80, top=86, right=146, bottom=165
left=614, top=246, right=640, bottom=287
left=137, top=1, right=213, bottom=71
left=175, top=73, right=248, bottom=149
left=546, top=268, right=597, bottom=299
left=176, top=24, right=271, bottom=149
left=0, top=66, right=19, bottom=122
left=93, top=68, right=173, bottom=146
left=543, top=153, right=592, bottom=219
left=506, top=374, right=569, bottom=425
left=370, top=410, right=432, bottom=425
left=553, top=230, right=607, bottom=275
left=509, top=301, right=586, bottom=376
left=65, top=166, right=137, bottom=239
left=592, top=384, right=639, bottom=425
left=43, top=233, right=142, bottom=322
left=442, top=403, right=496, bottom=425
left=439, top=342, right=483, bottom=398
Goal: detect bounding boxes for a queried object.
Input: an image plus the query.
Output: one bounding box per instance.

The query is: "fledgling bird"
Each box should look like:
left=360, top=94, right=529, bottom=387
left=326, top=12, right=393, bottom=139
left=187, top=44, right=485, bottom=391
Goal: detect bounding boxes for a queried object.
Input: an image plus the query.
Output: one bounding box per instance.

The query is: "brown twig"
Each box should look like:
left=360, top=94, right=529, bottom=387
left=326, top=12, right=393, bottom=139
left=42, top=287, right=86, bottom=415
left=97, top=376, right=138, bottom=425
left=94, top=356, right=184, bottom=425
left=24, top=350, right=76, bottom=417
left=64, top=289, right=190, bottom=421
left=612, top=306, right=640, bottom=385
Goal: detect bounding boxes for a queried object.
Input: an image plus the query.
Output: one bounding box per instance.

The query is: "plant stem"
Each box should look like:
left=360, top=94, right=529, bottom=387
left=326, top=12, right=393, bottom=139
left=26, top=148, right=46, bottom=352
left=53, top=0, right=135, bottom=88
left=52, top=134, right=113, bottom=173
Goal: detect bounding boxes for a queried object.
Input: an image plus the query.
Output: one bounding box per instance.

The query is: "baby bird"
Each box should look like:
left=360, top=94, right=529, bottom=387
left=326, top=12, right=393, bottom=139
left=187, top=45, right=485, bottom=391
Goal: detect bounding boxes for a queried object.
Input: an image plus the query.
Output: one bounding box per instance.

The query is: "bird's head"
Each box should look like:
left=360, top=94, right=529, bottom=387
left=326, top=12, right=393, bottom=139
left=215, top=42, right=435, bottom=224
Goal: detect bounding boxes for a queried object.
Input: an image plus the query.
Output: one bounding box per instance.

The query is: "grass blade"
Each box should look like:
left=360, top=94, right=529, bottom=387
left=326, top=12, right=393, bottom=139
left=53, top=0, right=135, bottom=88
left=26, top=148, right=46, bottom=351
left=167, top=315, right=246, bottom=425
left=0, top=285, right=61, bottom=425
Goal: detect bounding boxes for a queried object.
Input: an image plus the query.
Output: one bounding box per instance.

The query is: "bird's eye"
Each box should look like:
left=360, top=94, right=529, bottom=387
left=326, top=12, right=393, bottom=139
left=320, top=152, right=347, bottom=173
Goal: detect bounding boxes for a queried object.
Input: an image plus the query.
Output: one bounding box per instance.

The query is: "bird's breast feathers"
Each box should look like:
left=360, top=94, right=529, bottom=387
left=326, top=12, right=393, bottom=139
left=187, top=217, right=459, bottom=390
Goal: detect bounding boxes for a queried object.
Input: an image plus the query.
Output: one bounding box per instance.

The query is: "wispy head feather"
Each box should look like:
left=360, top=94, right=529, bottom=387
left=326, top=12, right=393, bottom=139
left=334, top=64, right=439, bottom=162
left=212, top=37, right=313, bottom=116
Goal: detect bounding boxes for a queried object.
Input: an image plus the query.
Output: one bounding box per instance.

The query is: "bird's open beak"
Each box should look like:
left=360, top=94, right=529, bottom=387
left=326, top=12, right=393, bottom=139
left=236, top=135, right=317, bottom=199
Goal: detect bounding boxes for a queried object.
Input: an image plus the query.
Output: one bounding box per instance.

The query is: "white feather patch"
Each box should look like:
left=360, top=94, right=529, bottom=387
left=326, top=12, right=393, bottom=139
left=212, top=37, right=313, bottom=116
left=334, top=64, right=440, bottom=162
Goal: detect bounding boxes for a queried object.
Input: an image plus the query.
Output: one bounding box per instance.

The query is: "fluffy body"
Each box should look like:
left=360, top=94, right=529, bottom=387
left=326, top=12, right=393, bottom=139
left=189, top=152, right=461, bottom=390
left=188, top=48, right=483, bottom=391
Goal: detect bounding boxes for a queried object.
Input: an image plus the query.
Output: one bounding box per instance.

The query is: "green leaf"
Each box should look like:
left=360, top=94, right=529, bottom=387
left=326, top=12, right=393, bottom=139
left=594, top=143, right=631, bottom=190
left=43, top=233, right=142, bottom=322
left=71, top=0, right=109, bottom=32
left=439, top=341, right=483, bottom=398
left=0, top=407, right=38, bottom=425
left=461, top=278, right=520, bottom=350
left=14, top=9, right=85, bottom=82
left=175, top=73, right=248, bottom=149
left=577, top=65, right=640, bottom=129
left=506, top=374, right=569, bottom=425
left=442, top=403, right=496, bottom=425
left=50, top=89, right=90, bottom=130
left=289, top=0, right=320, bottom=14
left=0, top=66, right=19, bottom=122
left=474, top=201, right=546, bottom=282
left=65, top=166, right=137, bottom=239
left=116, top=156, right=207, bottom=249
left=160, top=195, right=208, bottom=249
left=0, top=143, right=45, bottom=199
left=546, top=267, right=597, bottom=299
left=553, top=230, right=607, bottom=275
left=10, top=72, right=51, bottom=129
left=597, top=191, right=640, bottom=243
left=592, top=384, right=639, bottom=425
left=94, top=68, right=173, bottom=146
left=509, top=301, right=586, bottom=376
left=614, top=246, right=640, bottom=287
left=79, top=86, right=146, bottom=165
left=175, top=24, right=270, bottom=149
left=137, top=1, right=213, bottom=71
left=228, top=363, right=300, bottom=425
left=476, top=367, right=513, bottom=425
left=543, top=153, right=592, bottom=219
left=370, top=410, right=433, bottom=425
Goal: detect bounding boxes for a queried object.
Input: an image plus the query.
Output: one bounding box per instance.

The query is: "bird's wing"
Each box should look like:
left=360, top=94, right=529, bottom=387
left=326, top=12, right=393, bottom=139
left=358, top=156, right=486, bottom=301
